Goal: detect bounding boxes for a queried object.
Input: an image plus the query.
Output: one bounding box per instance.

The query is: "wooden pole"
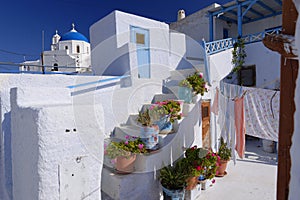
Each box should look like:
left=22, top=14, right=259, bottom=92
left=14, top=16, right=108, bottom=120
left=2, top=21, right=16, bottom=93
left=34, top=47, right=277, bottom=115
left=277, top=1, right=298, bottom=199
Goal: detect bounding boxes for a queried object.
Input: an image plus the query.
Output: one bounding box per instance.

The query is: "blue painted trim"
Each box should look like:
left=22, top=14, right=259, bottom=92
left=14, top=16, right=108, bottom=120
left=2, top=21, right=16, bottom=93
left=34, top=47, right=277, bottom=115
left=202, top=39, right=211, bottom=84
left=242, top=5, right=264, bottom=17
left=66, top=75, right=130, bottom=89
left=256, top=1, right=276, bottom=14
left=237, top=4, right=242, bottom=37
left=209, top=13, right=214, bottom=41
left=242, top=0, right=258, bottom=17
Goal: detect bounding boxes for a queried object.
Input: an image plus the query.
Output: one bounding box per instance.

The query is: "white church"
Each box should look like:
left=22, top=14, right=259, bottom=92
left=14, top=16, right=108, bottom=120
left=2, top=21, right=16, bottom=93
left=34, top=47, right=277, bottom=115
left=21, top=24, right=91, bottom=73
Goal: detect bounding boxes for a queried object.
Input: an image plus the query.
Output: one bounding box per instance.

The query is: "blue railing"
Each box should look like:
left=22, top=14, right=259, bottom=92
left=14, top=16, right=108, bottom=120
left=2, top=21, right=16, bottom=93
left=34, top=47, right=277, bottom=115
left=203, top=27, right=282, bottom=55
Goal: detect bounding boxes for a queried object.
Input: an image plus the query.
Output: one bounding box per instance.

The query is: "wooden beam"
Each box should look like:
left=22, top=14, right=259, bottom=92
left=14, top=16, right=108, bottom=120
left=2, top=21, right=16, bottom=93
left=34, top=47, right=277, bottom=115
left=277, top=0, right=298, bottom=200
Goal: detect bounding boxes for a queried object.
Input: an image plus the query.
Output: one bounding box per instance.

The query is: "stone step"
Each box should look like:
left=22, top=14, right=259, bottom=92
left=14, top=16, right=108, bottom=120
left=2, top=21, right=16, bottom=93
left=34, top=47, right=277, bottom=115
left=152, top=93, right=178, bottom=103
left=169, top=68, right=197, bottom=80
left=101, top=167, right=161, bottom=200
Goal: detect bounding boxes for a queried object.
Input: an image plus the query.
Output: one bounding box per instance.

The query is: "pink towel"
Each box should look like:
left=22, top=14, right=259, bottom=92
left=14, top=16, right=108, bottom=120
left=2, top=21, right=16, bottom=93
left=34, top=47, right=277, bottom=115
left=234, top=97, right=245, bottom=158
left=211, top=88, right=219, bottom=115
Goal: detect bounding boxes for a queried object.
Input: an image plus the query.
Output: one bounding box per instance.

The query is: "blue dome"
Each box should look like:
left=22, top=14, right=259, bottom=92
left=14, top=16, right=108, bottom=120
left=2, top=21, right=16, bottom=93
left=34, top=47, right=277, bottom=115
left=60, top=31, right=89, bottom=43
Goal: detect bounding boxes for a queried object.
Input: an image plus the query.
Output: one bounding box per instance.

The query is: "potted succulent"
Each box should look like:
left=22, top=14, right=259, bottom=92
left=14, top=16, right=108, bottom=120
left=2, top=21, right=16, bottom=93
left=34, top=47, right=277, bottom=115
left=104, top=136, right=147, bottom=173
left=159, top=159, right=190, bottom=199
left=216, top=137, right=231, bottom=177
left=137, top=109, right=159, bottom=150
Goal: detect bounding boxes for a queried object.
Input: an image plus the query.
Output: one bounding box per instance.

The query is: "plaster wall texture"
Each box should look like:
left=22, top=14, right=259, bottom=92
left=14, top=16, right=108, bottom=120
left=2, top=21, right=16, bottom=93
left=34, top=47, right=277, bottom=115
left=245, top=42, right=280, bottom=89
left=10, top=87, right=104, bottom=200
left=289, top=1, right=300, bottom=199
left=0, top=73, right=165, bottom=199
left=90, top=10, right=171, bottom=78
left=243, top=15, right=282, bottom=35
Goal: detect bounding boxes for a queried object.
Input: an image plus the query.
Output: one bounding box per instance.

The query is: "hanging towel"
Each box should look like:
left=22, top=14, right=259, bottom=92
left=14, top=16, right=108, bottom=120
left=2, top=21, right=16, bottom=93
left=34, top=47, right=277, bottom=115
left=211, top=88, right=219, bottom=115
left=234, top=96, right=245, bottom=158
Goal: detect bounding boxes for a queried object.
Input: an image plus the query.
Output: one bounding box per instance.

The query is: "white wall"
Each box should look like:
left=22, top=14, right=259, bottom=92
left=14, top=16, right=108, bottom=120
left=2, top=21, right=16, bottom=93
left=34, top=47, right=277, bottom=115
left=170, top=4, right=219, bottom=42
left=10, top=87, right=104, bottom=200
left=245, top=42, right=280, bottom=89
left=243, top=15, right=282, bottom=35
left=289, top=1, right=300, bottom=199
left=90, top=10, right=171, bottom=78
left=0, top=73, right=168, bottom=199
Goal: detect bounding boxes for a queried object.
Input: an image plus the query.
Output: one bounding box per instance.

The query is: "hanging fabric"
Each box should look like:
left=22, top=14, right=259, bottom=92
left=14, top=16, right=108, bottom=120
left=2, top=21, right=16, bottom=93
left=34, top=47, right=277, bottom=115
left=234, top=96, right=245, bottom=158
left=211, top=88, right=219, bottom=115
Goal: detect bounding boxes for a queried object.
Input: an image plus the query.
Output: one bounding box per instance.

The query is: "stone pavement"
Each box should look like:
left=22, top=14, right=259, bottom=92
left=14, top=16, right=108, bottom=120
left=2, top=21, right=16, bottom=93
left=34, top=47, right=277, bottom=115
left=199, top=137, right=277, bottom=200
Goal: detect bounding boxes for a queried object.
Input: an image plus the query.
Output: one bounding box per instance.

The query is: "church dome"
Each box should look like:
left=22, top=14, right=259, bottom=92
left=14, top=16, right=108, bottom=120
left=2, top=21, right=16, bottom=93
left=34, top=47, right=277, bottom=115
left=60, top=24, right=89, bottom=43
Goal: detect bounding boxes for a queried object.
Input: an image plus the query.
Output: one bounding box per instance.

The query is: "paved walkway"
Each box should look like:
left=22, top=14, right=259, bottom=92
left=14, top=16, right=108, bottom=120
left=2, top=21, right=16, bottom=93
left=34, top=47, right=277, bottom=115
left=199, top=137, right=277, bottom=200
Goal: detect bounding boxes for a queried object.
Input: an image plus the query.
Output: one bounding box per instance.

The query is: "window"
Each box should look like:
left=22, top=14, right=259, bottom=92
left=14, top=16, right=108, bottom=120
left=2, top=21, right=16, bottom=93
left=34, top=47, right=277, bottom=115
left=238, top=65, right=256, bottom=86
left=136, top=33, right=145, bottom=44
left=76, top=45, right=80, bottom=53
left=52, top=63, right=58, bottom=71
left=65, top=46, right=68, bottom=50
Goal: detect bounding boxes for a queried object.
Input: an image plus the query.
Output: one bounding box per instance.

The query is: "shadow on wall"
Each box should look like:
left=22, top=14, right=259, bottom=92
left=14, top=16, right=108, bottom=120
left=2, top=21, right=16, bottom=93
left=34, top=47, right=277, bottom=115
left=2, top=112, right=13, bottom=199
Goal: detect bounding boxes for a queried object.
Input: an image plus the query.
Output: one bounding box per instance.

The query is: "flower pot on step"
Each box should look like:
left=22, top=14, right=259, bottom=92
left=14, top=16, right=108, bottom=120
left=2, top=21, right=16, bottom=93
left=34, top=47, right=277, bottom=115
left=216, top=159, right=229, bottom=177
left=185, top=176, right=199, bottom=191
left=115, top=154, right=136, bottom=173
left=140, top=125, right=159, bottom=150
left=178, top=86, right=192, bottom=103
left=162, top=186, right=185, bottom=200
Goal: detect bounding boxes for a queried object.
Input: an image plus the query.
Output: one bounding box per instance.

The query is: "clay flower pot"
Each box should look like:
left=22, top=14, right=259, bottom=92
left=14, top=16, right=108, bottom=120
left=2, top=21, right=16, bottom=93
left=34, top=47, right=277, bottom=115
left=216, top=159, right=229, bottom=177
left=115, top=154, right=137, bottom=173
left=186, top=176, right=199, bottom=190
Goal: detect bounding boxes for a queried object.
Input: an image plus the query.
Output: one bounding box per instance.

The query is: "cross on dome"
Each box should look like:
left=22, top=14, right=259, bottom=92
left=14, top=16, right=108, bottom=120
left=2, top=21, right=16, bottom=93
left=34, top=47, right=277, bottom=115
left=71, top=23, right=77, bottom=32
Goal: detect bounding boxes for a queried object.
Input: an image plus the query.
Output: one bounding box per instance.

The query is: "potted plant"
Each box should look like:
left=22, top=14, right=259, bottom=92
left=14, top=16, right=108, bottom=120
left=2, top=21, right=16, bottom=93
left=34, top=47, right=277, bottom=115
left=216, top=137, right=231, bottom=177
left=137, top=109, right=159, bottom=150
left=231, top=37, right=246, bottom=73
left=159, top=159, right=190, bottom=199
left=150, top=100, right=183, bottom=134
left=178, top=79, right=193, bottom=103
left=184, top=146, right=218, bottom=190
left=185, top=72, right=209, bottom=97
left=104, top=136, right=147, bottom=173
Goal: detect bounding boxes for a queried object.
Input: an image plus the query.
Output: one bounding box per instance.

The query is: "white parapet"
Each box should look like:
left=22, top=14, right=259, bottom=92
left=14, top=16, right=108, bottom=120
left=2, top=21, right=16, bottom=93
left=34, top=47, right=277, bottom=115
left=10, top=86, right=104, bottom=200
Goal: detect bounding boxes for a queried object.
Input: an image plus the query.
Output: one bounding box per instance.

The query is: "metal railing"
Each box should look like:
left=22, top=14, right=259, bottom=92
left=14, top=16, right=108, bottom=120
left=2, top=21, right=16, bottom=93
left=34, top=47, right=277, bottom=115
left=203, top=27, right=282, bottom=55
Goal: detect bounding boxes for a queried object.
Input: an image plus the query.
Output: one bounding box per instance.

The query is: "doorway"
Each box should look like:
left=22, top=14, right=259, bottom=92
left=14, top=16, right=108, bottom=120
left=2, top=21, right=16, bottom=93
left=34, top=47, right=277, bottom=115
left=201, top=100, right=211, bottom=149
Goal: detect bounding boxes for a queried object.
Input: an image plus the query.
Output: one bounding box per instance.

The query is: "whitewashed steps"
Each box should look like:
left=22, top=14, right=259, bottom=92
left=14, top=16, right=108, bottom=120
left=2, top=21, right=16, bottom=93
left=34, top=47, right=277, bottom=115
left=101, top=167, right=161, bottom=200
left=152, top=93, right=178, bottom=103
left=169, top=68, right=197, bottom=80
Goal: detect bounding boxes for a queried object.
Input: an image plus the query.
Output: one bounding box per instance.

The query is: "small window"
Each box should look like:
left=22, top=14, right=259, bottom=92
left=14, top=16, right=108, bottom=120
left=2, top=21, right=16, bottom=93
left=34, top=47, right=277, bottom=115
left=65, top=46, right=68, bottom=50
left=76, top=45, right=80, bottom=53
left=52, top=63, right=58, bottom=71
left=238, top=65, right=256, bottom=86
left=136, top=33, right=145, bottom=44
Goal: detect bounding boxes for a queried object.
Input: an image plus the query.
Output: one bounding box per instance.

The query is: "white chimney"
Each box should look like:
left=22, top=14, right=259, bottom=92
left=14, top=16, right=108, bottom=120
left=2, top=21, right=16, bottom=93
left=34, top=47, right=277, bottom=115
left=177, top=10, right=186, bottom=21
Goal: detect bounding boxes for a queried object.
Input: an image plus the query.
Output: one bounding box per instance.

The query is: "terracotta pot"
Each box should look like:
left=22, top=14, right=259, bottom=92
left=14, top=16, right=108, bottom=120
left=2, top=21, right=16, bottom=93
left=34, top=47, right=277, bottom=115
left=216, top=159, right=229, bottom=177
left=115, top=154, right=136, bottom=173
left=186, top=176, right=199, bottom=190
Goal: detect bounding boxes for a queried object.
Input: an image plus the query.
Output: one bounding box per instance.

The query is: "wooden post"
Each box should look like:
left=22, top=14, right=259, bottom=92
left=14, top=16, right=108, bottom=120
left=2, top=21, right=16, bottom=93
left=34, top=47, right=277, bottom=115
left=277, top=1, right=298, bottom=199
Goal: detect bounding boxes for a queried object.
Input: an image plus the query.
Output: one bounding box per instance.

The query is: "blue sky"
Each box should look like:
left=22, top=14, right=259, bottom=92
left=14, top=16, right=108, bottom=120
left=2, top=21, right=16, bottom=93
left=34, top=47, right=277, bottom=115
left=0, top=0, right=230, bottom=69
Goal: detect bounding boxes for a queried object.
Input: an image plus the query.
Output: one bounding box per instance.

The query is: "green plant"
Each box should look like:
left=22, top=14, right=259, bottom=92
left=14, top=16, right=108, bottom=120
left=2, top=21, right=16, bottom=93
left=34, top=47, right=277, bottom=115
left=104, top=136, right=147, bottom=159
left=179, top=79, right=192, bottom=89
left=232, top=37, right=246, bottom=72
left=137, top=109, right=153, bottom=126
left=184, top=146, right=218, bottom=180
left=180, top=71, right=208, bottom=96
left=151, top=100, right=182, bottom=123
left=217, top=137, right=231, bottom=161
left=159, top=159, right=190, bottom=190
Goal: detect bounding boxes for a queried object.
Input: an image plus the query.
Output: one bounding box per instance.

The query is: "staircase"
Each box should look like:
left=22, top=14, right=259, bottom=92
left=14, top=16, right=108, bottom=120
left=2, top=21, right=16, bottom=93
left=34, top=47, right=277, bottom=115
left=101, top=68, right=204, bottom=200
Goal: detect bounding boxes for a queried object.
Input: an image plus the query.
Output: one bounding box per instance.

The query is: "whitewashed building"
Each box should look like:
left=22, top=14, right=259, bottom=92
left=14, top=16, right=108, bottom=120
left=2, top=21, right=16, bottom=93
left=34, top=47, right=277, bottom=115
left=21, top=24, right=91, bottom=73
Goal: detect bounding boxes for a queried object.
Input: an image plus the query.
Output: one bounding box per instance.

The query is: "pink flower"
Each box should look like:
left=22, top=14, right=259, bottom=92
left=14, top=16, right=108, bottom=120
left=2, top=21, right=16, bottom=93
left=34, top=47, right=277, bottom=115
left=196, top=166, right=201, bottom=171
left=125, top=135, right=130, bottom=140
left=212, top=179, right=216, bottom=184
left=124, top=141, right=129, bottom=145
left=217, top=155, right=221, bottom=162
left=138, top=144, right=144, bottom=150
left=199, top=73, right=203, bottom=78
left=149, top=105, right=155, bottom=110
